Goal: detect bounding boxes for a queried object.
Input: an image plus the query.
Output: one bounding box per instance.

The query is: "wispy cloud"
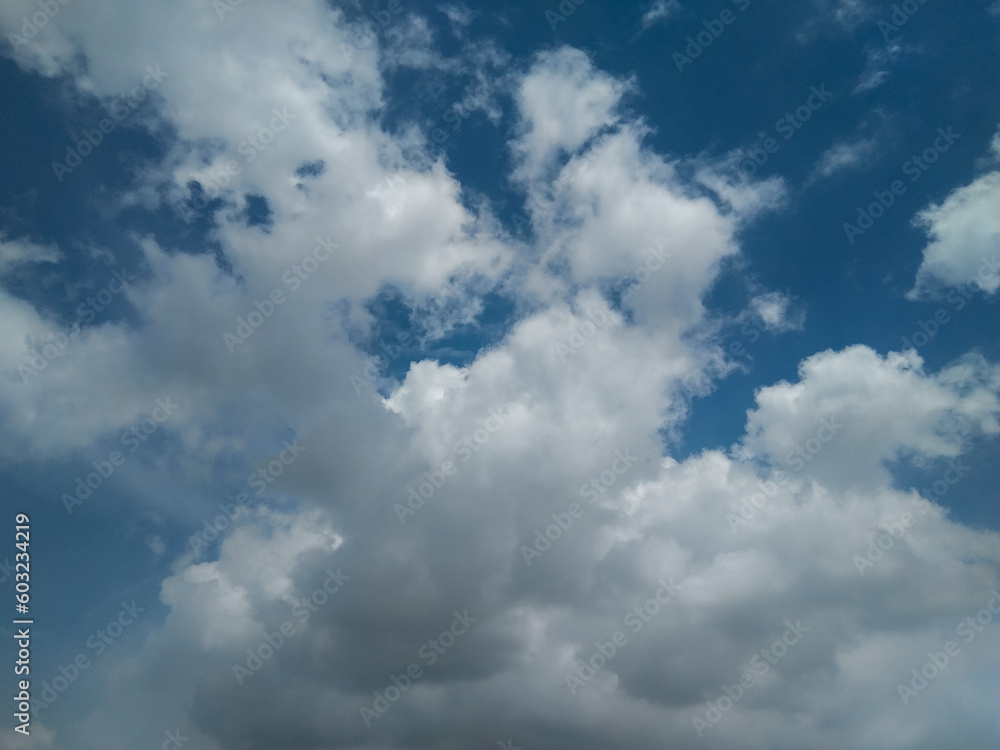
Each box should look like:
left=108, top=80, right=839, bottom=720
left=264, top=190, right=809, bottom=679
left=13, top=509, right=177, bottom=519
left=640, top=0, right=681, bottom=31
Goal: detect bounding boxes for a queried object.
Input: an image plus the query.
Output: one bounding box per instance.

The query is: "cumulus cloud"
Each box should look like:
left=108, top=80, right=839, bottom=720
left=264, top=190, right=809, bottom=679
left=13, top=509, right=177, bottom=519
left=909, top=129, right=1000, bottom=298
left=511, top=47, right=633, bottom=181
left=0, top=3, right=998, bottom=750
left=739, top=346, right=1000, bottom=490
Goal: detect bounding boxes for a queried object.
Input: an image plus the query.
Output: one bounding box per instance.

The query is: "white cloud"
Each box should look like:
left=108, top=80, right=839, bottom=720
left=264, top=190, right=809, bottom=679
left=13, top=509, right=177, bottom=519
left=439, top=2, right=474, bottom=29
left=810, top=136, right=878, bottom=180
left=511, top=47, right=632, bottom=181
left=0, top=235, right=62, bottom=272
left=0, top=5, right=999, bottom=750
left=853, top=42, right=901, bottom=94
left=832, top=0, right=872, bottom=27
left=739, top=346, right=1000, bottom=490
left=743, top=290, right=805, bottom=333
left=909, top=129, right=1000, bottom=298
left=640, top=0, right=681, bottom=31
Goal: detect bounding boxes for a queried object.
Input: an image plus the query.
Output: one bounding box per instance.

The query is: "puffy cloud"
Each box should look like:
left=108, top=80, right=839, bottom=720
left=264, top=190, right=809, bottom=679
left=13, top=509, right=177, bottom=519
left=512, top=47, right=632, bottom=181
left=908, top=133, right=1000, bottom=298
left=0, top=4, right=999, bottom=750
left=747, top=291, right=804, bottom=332
left=739, top=346, right=1000, bottom=490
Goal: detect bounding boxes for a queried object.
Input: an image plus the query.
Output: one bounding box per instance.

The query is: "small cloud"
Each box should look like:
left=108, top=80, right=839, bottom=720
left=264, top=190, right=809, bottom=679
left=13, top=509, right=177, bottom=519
left=693, top=153, right=787, bottom=219
left=794, top=0, right=873, bottom=43
left=810, top=137, right=877, bottom=181
left=640, top=0, right=681, bottom=31
left=0, top=234, right=63, bottom=273
left=832, top=0, right=872, bottom=28
left=744, top=290, right=806, bottom=333
left=145, top=535, right=166, bottom=558
left=853, top=43, right=901, bottom=94
left=382, top=15, right=447, bottom=71
left=908, top=127, right=1000, bottom=299
left=439, top=3, right=473, bottom=29
left=854, top=68, right=890, bottom=93
left=808, top=111, right=890, bottom=183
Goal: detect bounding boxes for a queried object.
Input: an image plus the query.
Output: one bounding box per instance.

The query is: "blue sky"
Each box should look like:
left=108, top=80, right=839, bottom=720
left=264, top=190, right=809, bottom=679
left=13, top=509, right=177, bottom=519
left=1, top=1, right=999, bottom=749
